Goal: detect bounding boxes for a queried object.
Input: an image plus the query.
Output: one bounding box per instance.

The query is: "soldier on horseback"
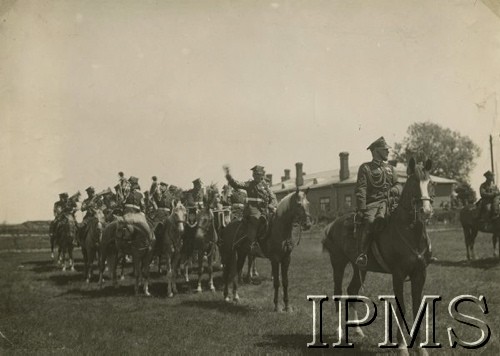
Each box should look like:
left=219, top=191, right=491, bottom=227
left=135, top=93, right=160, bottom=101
left=50, top=193, right=77, bottom=237
left=355, top=137, right=402, bottom=267
left=224, top=165, right=277, bottom=257
left=478, top=170, right=500, bottom=228
left=79, top=186, right=104, bottom=242
left=124, top=176, right=145, bottom=214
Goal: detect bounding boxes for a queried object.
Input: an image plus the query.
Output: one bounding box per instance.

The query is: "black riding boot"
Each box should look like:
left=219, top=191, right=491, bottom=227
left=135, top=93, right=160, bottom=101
left=355, top=225, right=370, bottom=267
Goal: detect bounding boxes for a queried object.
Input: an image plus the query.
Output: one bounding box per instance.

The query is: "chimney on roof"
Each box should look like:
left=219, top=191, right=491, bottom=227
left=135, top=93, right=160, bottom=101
left=339, top=152, right=350, bottom=181
left=295, top=162, right=304, bottom=186
left=265, top=174, right=273, bottom=186
left=284, top=169, right=291, bottom=181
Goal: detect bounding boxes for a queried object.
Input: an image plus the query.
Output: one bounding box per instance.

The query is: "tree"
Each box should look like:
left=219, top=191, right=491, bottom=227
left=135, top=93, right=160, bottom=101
left=393, top=122, right=481, bottom=183
left=455, top=182, right=477, bottom=206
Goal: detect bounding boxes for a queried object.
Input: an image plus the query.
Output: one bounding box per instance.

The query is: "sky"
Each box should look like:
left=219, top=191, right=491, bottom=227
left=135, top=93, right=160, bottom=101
left=1, top=0, right=500, bottom=223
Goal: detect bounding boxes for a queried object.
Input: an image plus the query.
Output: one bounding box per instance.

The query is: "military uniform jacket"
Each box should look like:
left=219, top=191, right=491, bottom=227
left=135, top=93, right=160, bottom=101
left=480, top=181, right=499, bottom=202
left=156, top=191, right=174, bottom=209
left=124, top=190, right=145, bottom=212
left=53, top=200, right=77, bottom=218
left=355, top=160, right=402, bottom=211
left=226, top=175, right=278, bottom=216
left=81, top=196, right=104, bottom=218
left=183, top=188, right=204, bottom=208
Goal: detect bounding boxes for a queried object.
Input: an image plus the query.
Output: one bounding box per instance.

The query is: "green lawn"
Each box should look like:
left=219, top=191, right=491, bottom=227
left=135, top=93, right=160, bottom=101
left=0, top=228, right=498, bottom=354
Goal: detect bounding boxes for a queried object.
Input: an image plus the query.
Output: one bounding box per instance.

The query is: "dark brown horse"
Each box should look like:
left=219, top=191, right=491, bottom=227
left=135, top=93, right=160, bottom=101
left=322, top=158, right=433, bottom=356
left=220, top=187, right=312, bottom=310
left=459, top=205, right=500, bottom=260
left=54, top=214, right=78, bottom=272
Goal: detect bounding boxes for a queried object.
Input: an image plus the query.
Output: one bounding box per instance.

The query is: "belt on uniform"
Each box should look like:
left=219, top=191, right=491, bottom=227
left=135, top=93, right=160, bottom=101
left=124, top=204, right=140, bottom=210
left=246, top=197, right=264, bottom=203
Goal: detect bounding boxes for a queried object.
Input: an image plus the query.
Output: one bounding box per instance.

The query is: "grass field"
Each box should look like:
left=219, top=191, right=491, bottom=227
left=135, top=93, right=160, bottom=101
left=0, top=227, right=499, bottom=355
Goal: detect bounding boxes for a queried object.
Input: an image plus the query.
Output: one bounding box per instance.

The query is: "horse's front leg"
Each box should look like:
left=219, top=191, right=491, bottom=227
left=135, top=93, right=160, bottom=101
left=208, top=252, right=215, bottom=292
left=411, top=269, right=428, bottom=356
left=271, top=260, right=280, bottom=312
left=143, top=251, right=151, bottom=297
left=196, top=251, right=204, bottom=293
left=281, top=254, right=292, bottom=312
left=392, top=274, right=409, bottom=356
left=133, top=254, right=140, bottom=296
left=166, top=253, right=174, bottom=298
left=69, top=248, right=75, bottom=272
left=492, top=234, right=499, bottom=258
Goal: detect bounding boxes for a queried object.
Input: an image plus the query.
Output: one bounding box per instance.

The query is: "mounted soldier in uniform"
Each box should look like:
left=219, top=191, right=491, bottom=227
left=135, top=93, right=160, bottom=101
left=183, top=178, right=205, bottom=226
left=355, top=137, right=403, bottom=267
left=124, top=176, right=145, bottom=214
left=477, top=170, right=500, bottom=229
left=79, top=186, right=105, bottom=242
left=224, top=165, right=277, bottom=257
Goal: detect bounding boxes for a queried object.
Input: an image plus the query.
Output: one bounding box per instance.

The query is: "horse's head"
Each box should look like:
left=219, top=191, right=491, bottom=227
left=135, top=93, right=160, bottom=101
left=401, top=158, right=434, bottom=220
left=292, top=187, right=312, bottom=231
left=171, top=201, right=187, bottom=234
left=195, top=206, right=214, bottom=240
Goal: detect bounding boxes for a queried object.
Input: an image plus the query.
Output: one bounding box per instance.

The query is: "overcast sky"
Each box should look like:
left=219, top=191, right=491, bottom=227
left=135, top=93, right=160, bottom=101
left=1, top=0, right=500, bottom=223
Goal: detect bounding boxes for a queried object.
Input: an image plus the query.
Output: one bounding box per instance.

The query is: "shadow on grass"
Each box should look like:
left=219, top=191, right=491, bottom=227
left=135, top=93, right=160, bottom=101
left=179, top=299, right=252, bottom=315
left=61, top=284, right=134, bottom=298
left=254, top=334, right=376, bottom=354
left=22, top=258, right=84, bottom=274
left=433, top=257, right=499, bottom=270
left=48, top=272, right=85, bottom=285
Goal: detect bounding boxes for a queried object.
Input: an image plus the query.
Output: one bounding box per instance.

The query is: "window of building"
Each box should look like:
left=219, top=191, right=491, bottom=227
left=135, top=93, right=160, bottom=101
left=320, top=197, right=330, bottom=212
left=344, top=195, right=352, bottom=208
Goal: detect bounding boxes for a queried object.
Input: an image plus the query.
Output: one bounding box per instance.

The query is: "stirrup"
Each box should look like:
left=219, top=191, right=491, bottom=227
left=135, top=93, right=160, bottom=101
left=355, top=254, right=368, bottom=267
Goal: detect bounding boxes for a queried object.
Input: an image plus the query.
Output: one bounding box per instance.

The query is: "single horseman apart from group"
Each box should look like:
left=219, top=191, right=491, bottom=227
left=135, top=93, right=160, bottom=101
left=355, top=136, right=435, bottom=267
left=224, top=164, right=278, bottom=257
left=478, top=170, right=500, bottom=230
left=50, top=192, right=78, bottom=239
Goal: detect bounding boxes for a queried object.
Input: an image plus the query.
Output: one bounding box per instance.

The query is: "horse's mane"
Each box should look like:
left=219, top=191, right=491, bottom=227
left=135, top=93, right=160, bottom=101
left=276, top=191, right=296, bottom=217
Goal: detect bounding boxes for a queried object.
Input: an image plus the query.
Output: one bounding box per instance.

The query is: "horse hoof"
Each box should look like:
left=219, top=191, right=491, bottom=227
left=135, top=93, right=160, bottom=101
left=224, top=296, right=231, bottom=302
left=62, top=267, right=66, bottom=272
left=274, top=305, right=280, bottom=312
left=86, top=279, right=90, bottom=284
left=144, top=291, right=151, bottom=297
left=120, top=275, right=125, bottom=281
left=71, top=267, right=75, bottom=272
left=210, top=287, right=215, bottom=292
left=196, top=286, right=202, bottom=293
left=282, top=305, right=292, bottom=313
left=50, top=253, right=54, bottom=259
left=168, top=293, right=174, bottom=298
left=397, top=345, right=410, bottom=356
left=233, top=294, right=240, bottom=303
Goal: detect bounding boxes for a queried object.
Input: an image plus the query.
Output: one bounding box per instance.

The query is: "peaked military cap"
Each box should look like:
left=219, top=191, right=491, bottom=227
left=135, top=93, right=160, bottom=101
left=128, top=176, right=139, bottom=184
left=159, top=182, right=168, bottom=187
left=484, top=170, right=494, bottom=178
left=86, top=186, right=95, bottom=193
left=367, top=136, right=391, bottom=151
left=118, top=172, right=124, bottom=177
left=152, top=176, right=157, bottom=181
left=192, top=178, right=202, bottom=185
left=251, top=165, right=265, bottom=174
left=59, top=192, right=69, bottom=198
left=169, top=185, right=178, bottom=191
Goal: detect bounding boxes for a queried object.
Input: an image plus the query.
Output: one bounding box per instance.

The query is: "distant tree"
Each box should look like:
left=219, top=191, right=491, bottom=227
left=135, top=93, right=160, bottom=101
left=455, top=181, right=477, bottom=206
left=393, top=122, right=481, bottom=183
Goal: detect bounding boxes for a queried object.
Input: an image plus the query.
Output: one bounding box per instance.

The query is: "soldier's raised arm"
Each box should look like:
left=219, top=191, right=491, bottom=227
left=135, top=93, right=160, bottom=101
left=224, top=165, right=251, bottom=192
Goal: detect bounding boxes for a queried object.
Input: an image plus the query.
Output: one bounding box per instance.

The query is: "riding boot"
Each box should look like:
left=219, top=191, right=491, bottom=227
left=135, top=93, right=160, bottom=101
left=248, top=217, right=265, bottom=258
left=355, top=224, right=370, bottom=267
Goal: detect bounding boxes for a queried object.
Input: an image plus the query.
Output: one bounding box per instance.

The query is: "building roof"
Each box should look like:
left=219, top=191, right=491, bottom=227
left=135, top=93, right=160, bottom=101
left=271, top=163, right=457, bottom=194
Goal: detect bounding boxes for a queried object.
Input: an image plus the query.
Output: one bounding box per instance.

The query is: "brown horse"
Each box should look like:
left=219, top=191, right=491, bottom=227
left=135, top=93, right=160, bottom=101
left=220, top=187, right=312, bottom=310
left=81, top=210, right=106, bottom=283
left=459, top=205, right=500, bottom=260
left=322, top=158, right=433, bottom=356
left=55, top=214, right=78, bottom=272
left=99, top=213, right=153, bottom=296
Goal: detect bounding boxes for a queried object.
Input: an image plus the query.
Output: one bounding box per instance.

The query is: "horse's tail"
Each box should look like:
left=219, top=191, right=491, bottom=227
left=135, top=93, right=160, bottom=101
left=321, top=221, right=335, bottom=254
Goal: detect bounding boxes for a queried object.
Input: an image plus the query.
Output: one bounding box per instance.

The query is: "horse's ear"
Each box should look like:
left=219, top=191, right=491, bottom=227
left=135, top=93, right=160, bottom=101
left=424, top=159, right=432, bottom=172
left=407, top=158, right=416, bottom=175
